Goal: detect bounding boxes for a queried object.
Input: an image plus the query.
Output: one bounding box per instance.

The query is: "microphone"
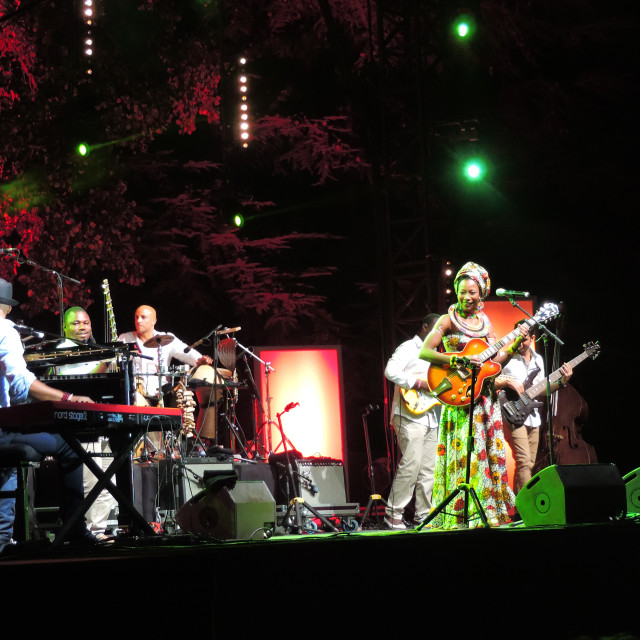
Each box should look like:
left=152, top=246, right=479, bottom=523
left=184, top=325, right=223, bottom=353
left=12, top=322, right=45, bottom=339
left=284, top=402, right=299, bottom=412
left=496, top=288, right=530, bottom=298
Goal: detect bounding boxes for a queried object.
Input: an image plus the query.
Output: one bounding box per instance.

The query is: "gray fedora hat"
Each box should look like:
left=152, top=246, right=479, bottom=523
left=0, top=278, right=19, bottom=306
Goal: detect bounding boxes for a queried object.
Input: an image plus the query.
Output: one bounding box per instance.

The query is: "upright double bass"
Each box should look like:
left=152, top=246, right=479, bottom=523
left=532, top=343, right=600, bottom=474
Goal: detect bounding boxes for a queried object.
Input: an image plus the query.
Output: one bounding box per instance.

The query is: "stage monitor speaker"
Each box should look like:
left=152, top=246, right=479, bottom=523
left=623, top=467, right=640, bottom=515
left=515, top=463, right=626, bottom=526
left=176, top=480, right=276, bottom=540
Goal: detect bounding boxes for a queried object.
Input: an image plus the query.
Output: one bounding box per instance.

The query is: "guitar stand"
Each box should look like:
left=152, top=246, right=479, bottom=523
left=359, top=404, right=387, bottom=528
left=417, top=362, right=489, bottom=530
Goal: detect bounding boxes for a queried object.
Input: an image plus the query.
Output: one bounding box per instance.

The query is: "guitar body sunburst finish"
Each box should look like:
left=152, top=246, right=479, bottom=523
left=426, top=339, right=501, bottom=406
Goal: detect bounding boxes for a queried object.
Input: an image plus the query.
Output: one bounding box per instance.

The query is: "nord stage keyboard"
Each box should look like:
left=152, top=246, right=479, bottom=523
left=0, top=400, right=182, bottom=436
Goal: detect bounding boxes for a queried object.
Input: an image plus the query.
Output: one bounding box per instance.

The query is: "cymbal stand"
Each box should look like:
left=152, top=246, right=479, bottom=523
left=417, top=363, right=489, bottom=529
left=219, top=382, right=251, bottom=458
left=156, top=345, right=165, bottom=408
left=359, top=403, right=387, bottom=527
left=275, top=405, right=339, bottom=534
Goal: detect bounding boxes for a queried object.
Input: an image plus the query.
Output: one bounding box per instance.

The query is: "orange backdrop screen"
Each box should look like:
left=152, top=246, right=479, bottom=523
left=253, top=346, right=345, bottom=463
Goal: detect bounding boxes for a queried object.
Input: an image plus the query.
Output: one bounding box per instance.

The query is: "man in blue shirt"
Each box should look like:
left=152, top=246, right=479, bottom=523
left=0, top=278, right=96, bottom=552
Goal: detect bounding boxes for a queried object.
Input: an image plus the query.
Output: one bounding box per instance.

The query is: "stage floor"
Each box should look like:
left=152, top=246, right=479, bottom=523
left=2, top=517, right=639, bottom=640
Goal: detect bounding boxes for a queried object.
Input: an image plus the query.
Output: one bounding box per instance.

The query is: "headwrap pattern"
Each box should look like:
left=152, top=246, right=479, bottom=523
left=454, top=261, right=491, bottom=300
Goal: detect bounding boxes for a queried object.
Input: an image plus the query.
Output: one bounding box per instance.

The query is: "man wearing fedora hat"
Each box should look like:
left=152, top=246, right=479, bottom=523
left=0, top=278, right=98, bottom=551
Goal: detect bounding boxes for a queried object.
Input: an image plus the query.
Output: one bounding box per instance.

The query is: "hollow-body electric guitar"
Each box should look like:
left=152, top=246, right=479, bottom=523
left=500, top=341, right=600, bottom=428
left=426, top=303, right=560, bottom=407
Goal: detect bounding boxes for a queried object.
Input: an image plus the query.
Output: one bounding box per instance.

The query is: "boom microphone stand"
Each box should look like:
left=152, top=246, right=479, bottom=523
left=417, top=362, right=489, bottom=529
left=234, top=341, right=276, bottom=457
left=15, top=251, right=81, bottom=335
left=274, top=404, right=339, bottom=534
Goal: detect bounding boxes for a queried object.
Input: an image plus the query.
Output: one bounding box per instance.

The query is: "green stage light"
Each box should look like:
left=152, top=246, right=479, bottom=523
left=456, top=21, right=470, bottom=38
left=462, top=158, right=486, bottom=181
left=232, top=213, right=245, bottom=228
left=452, top=13, right=476, bottom=40
left=76, top=143, right=90, bottom=156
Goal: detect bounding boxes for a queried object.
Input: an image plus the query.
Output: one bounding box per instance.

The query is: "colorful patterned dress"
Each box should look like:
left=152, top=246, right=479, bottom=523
left=429, top=309, right=515, bottom=528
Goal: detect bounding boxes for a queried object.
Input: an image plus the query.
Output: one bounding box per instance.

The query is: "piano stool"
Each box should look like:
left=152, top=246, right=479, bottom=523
left=0, top=444, right=43, bottom=543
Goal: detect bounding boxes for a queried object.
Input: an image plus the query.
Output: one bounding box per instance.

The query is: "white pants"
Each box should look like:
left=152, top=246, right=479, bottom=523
left=385, top=415, right=438, bottom=523
left=83, top=439, right=117, bottom=532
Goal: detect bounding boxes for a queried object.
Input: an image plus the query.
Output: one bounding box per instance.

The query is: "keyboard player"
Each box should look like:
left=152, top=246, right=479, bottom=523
left=53, top=306, right=117, bottom=540
left=0, top=279, right=98, bottom=552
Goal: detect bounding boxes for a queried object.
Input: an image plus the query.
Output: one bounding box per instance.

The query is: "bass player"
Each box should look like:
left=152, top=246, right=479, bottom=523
left=495, top=320, right=572, bottom=496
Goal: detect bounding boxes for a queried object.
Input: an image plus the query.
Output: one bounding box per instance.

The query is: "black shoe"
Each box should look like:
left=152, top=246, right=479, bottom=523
left=66, top=528, right=101, bottom=546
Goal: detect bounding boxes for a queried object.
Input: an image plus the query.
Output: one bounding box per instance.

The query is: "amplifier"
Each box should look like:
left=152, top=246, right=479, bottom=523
left=273, top=457, right=358, bottom=517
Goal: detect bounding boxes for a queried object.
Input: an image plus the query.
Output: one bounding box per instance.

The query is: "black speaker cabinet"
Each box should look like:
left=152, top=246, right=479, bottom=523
left=153, top=458, right=278, bottom=513
left=515, top=463, right=627, bottom=526
left=175, top=480, right=276, bottom=540
left=623, top=467, right=640, bottom=514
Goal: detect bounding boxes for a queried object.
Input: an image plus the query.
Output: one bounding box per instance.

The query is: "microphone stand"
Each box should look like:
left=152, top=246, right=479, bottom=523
left=235, top=341, right=275, bottom=458
left=240, top=354, right=267, bottom=460
left=502, top=296, right=564, bottom=467
left=274, top=405, right=339, bottom=534
left=16, top=253, right=81, bottom=335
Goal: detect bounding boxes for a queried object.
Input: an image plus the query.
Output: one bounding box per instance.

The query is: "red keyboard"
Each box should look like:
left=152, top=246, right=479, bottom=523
left=0, top=400, right=182, bottom=434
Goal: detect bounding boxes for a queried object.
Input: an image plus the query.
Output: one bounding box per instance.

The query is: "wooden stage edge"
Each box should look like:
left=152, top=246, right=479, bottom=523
left=2, top=518, right=639, bottom=639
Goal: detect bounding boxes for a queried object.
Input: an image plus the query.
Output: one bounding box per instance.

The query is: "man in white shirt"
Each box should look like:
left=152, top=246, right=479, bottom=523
left=118, top=305, right=212, bottom=403
left=384, top=314, right=441, bottom=529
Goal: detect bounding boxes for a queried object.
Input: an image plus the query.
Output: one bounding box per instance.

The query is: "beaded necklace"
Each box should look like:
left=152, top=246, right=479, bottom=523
left=448, top=303, right=487, bottom=337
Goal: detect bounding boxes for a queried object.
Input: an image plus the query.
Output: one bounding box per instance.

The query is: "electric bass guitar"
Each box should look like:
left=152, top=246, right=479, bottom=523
left=499, top=341, right=600, bottom=428
left=426, top=302, right=560, bottom=407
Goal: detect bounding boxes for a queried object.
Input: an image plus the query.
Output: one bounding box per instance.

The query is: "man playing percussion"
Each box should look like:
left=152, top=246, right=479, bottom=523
left=118, top=305, right=212, bottom=403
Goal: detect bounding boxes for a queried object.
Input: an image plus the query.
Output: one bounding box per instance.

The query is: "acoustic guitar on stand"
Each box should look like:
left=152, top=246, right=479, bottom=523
left=426, top=303, right=560, bottom=407
left=500, top=341, right=600, bottom=428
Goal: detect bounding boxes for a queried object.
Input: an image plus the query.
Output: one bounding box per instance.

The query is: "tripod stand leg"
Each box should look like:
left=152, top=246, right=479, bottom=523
left=468, top=486, right=490, bottom=527
left=417, top=484, right=491, bottom=530
left=283, top=497, right=340, bottom=533
left=360, top=494, right=387, bottom=526
left=416, top=487, right=461, bottom=530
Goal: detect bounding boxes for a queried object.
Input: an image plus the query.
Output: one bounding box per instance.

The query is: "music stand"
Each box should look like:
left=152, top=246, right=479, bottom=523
left=417, top=363, right=489, bottom=530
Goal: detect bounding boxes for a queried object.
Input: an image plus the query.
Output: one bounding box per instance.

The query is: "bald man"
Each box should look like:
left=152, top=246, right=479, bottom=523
left=118, top=305, right=212, bottom=402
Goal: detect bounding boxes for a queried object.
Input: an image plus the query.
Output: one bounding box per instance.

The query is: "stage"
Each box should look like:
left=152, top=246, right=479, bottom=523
left=2, top=517, right=639, bottom=640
